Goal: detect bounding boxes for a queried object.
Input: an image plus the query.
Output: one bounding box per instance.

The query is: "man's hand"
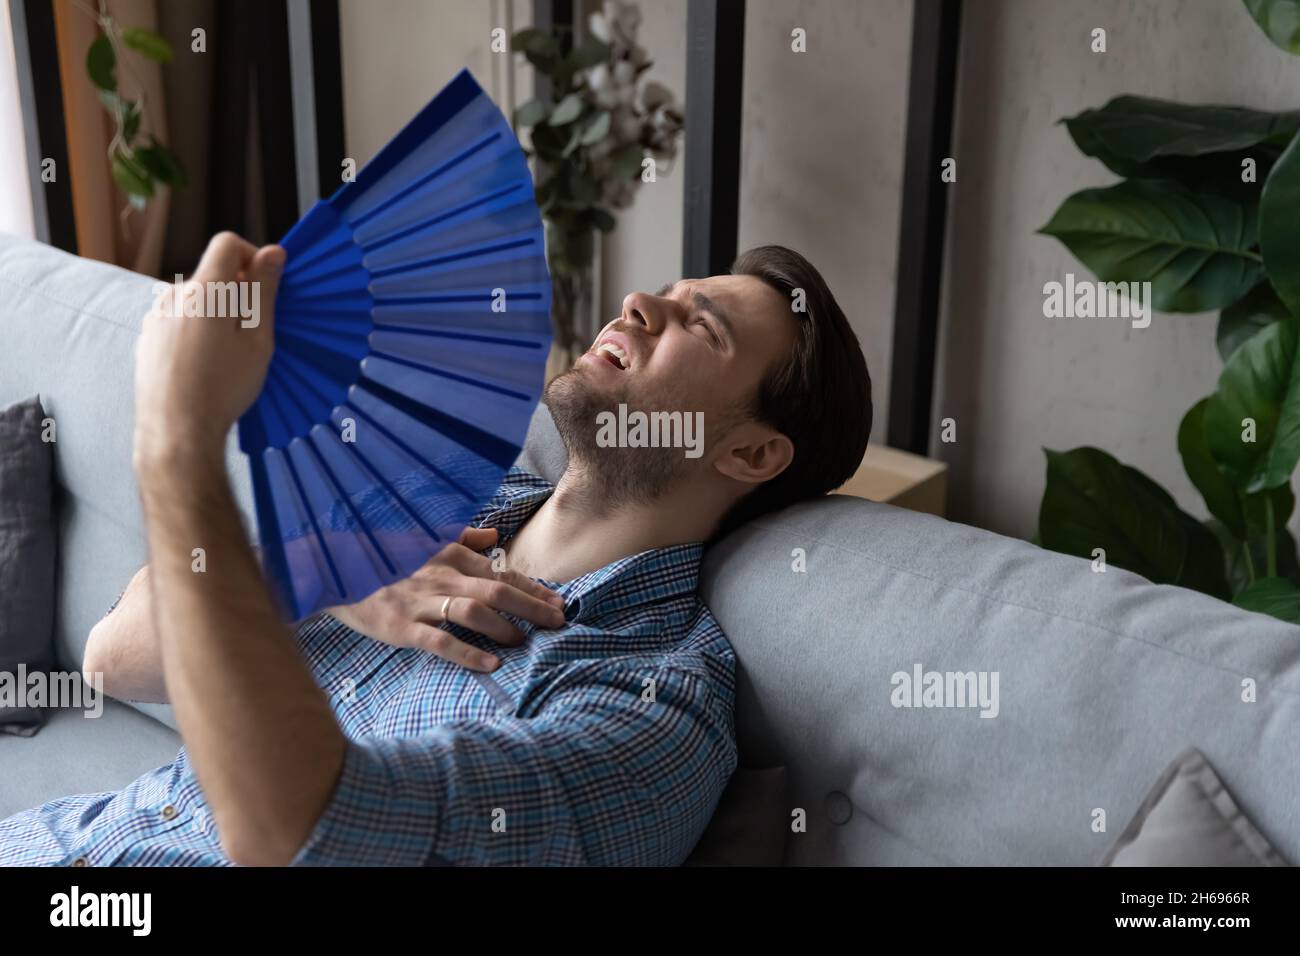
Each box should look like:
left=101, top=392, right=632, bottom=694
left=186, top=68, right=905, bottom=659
left=133, top=231, right=285, bottom=464
left=328, top=527, right=566, bottom=672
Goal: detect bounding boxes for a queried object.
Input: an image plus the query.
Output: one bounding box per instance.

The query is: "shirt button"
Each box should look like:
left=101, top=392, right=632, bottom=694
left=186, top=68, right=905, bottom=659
left=71, top=856, right=88, bottom=867
left=162, top=804, right=178, bottom=820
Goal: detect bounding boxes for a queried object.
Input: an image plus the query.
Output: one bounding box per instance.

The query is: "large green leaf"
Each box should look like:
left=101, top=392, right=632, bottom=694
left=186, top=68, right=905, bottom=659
left=514, top=98, right=548, bottom=127
left=1218, top=282, right=1290, bottom=360
left=511, top=28, right=558, bottom=58
left=1243, top=0, right=1300, bottom=54
left=1062, top=95, right=1299, bottom=195
left=1204, top=316, right=1300, bottom=491
left=1207, top=519, right=1300, bottom=593
left=1180, top=399, right=1246, bottom=536
left=110, top=149, right=153, bottom=199
left=1038, top=179, right=1263, bottom=313
left=1039, top=447, right=1229, bottom=598
left=135, top=138, right=187, bottom=188
left=1180, top=398, right=1294, bottom=540
left=578, top=110, right=611, bottom=145
left=121, top=27, right=172, bottom=63
left=86, top=35, right=116, bottom=92
left=548, top=93, right=584, bottom=126
left=1233, top=576, right=1300, bottom=623
left=529, top=122, right=569, bottom=160
left=1259, top=131, right=1300, bottom=318
left=564, top=35, right=610, bottom=71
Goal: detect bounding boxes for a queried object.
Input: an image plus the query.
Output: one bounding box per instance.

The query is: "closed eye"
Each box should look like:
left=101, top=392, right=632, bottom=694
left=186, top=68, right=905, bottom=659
left=693, top=315, right=721, bottom=348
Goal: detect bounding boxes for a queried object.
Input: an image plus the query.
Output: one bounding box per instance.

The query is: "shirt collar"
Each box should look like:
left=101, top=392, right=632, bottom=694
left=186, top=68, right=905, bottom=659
left=473, top=467, right=704, bottom=620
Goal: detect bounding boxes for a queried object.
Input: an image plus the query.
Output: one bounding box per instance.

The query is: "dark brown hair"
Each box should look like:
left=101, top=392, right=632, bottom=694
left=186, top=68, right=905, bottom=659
left=710, top=244, right=872, bottom=543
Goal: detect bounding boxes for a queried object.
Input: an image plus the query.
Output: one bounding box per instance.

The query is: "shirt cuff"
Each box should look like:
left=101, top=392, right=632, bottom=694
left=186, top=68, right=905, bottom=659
left=290, top=737, right=443, bottom=867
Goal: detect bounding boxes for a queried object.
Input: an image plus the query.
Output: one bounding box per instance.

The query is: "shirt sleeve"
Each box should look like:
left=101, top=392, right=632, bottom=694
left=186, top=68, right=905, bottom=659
left=289, top=660, right=737, bottom=866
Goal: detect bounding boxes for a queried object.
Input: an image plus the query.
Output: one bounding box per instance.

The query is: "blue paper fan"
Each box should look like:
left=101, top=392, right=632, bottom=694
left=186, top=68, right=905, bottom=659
left=238, top=68, right=552, bottom=621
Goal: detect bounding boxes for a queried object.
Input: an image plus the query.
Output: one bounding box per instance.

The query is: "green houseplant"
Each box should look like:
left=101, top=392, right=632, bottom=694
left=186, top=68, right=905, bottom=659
left=75, top=0, right=187, bottom=216
left=1036, top=0, right=1300, bottom=623
left=509, top=0, right=683, bottom=361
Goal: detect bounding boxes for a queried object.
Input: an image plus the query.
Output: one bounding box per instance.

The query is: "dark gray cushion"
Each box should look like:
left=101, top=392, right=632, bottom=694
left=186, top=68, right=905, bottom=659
left=0, top=395, right=57, bottom=735
left=685, top=766, right=790, bottom=866
left=1104, top=748, right=1289, bottom=867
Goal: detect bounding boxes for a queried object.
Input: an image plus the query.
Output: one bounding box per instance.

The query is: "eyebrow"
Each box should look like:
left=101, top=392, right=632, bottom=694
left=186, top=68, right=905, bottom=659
left=655, top=280, right=736, bottom=348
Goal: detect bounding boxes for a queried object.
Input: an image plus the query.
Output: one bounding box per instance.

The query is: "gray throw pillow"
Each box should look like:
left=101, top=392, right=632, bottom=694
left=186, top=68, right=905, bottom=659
left=1104, top=747, right=1288, bottom=866
left=0, top=395, right=57, bottom=736
left=685, top=766, right=790, bottom=866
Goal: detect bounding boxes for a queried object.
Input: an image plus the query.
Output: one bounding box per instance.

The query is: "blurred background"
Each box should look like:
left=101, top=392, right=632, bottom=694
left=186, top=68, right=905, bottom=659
left=5, top=0, right=1300, bottom=618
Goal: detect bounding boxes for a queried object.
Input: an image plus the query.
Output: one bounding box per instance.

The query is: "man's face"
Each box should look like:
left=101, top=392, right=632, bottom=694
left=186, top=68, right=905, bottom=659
left=545, top=273, right=795, bottom=509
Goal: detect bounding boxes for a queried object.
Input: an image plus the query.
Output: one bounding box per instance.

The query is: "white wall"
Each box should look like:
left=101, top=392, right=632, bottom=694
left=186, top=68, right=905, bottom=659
left=738, top=0, right=911, bottom=435
left=0, top=0, right=35, bottom=239
left=338, top=0, right=533, bottom=167
left=935, top=0, right=1300, bottom=539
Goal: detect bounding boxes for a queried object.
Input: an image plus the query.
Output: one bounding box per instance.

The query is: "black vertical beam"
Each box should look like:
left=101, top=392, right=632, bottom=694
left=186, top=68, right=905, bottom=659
left=13, top=0, right=76, bottom=252
left=682, top=0, right=744, bottom=278
left=309, top=0, right=345, bottom=199
left=252, top=0, right=300, bottom=240
left=531, top=0, right=573, bottom=107
left=887, top=0, right=962, bottom=455
left=207, top=0, right=253, bottom=236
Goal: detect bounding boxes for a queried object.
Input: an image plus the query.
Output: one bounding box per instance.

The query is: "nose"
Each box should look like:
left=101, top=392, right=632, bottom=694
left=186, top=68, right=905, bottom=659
left=620, top=290, right=671, bottom=334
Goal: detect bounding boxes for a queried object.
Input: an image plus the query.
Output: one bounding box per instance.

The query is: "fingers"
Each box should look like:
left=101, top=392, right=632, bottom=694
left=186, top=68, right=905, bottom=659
left=439, top=595, right=526, bottom=646
left=454, top=544, right=565, bottom=609
left=242, top=244, right=285, bottom=334
left=458, top=526, right=498, bottom=549
left=459, top=576, right=566, bottom=628
left=195, top=231, right=258, bottom=282
left=435, top=535, right=566, bottom=617
left=404, top=622, right=499, bottom=672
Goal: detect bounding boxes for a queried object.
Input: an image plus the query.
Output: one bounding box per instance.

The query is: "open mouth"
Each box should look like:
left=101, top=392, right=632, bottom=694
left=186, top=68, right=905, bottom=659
left=594, top=341, right=630, bottom=370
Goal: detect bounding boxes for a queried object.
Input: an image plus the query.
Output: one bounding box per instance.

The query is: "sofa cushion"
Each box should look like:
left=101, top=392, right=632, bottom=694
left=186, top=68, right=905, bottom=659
left=701, top=497, right=1300, bottom=866
left=1104, top=747, right=1288, bottom=866
left=0, top=395, right=57, bottom=735
left=0, top=696, right=180, bottom=819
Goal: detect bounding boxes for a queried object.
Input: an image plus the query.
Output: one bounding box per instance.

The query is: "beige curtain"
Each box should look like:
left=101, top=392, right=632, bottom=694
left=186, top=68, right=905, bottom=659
left=53, top=0, right=168, bottom=275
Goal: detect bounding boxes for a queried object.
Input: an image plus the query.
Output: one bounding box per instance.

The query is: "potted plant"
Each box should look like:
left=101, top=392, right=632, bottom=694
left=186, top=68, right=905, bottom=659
left=1036, top=0, right=1300, bottom=623
left=511, top=0, right=683, bottom=378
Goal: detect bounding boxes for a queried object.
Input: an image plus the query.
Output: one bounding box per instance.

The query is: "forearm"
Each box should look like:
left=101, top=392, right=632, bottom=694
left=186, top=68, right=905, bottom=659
left=137, top=440, right=345, bottom=866
left=83, top=566, right=168, bottom=703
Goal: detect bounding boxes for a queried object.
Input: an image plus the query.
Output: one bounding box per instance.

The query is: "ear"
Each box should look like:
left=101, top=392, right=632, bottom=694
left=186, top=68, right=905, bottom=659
left=712, top=422, right=794, bottom=486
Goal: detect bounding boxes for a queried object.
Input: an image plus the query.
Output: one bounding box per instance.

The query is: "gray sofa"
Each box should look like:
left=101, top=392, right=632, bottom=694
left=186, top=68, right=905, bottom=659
left=2, top=232, right=1298, bottom=865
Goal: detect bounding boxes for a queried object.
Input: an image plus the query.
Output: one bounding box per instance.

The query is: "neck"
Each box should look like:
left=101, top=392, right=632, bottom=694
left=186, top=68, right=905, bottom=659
left=504, top=462, right=720, bottom=583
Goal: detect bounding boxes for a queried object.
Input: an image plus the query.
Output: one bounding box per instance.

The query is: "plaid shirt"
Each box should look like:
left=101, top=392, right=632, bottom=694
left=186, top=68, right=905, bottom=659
left=0, top=468, right=737, bottom=866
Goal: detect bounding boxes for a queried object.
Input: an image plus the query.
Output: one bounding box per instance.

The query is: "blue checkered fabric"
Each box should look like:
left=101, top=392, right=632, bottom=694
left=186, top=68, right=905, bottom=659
left=0, top=468, right=737, bottom=866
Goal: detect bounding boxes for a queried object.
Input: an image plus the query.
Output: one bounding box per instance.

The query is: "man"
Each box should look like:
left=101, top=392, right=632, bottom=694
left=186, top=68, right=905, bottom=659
left=0, top=233, right=871, bottom=866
